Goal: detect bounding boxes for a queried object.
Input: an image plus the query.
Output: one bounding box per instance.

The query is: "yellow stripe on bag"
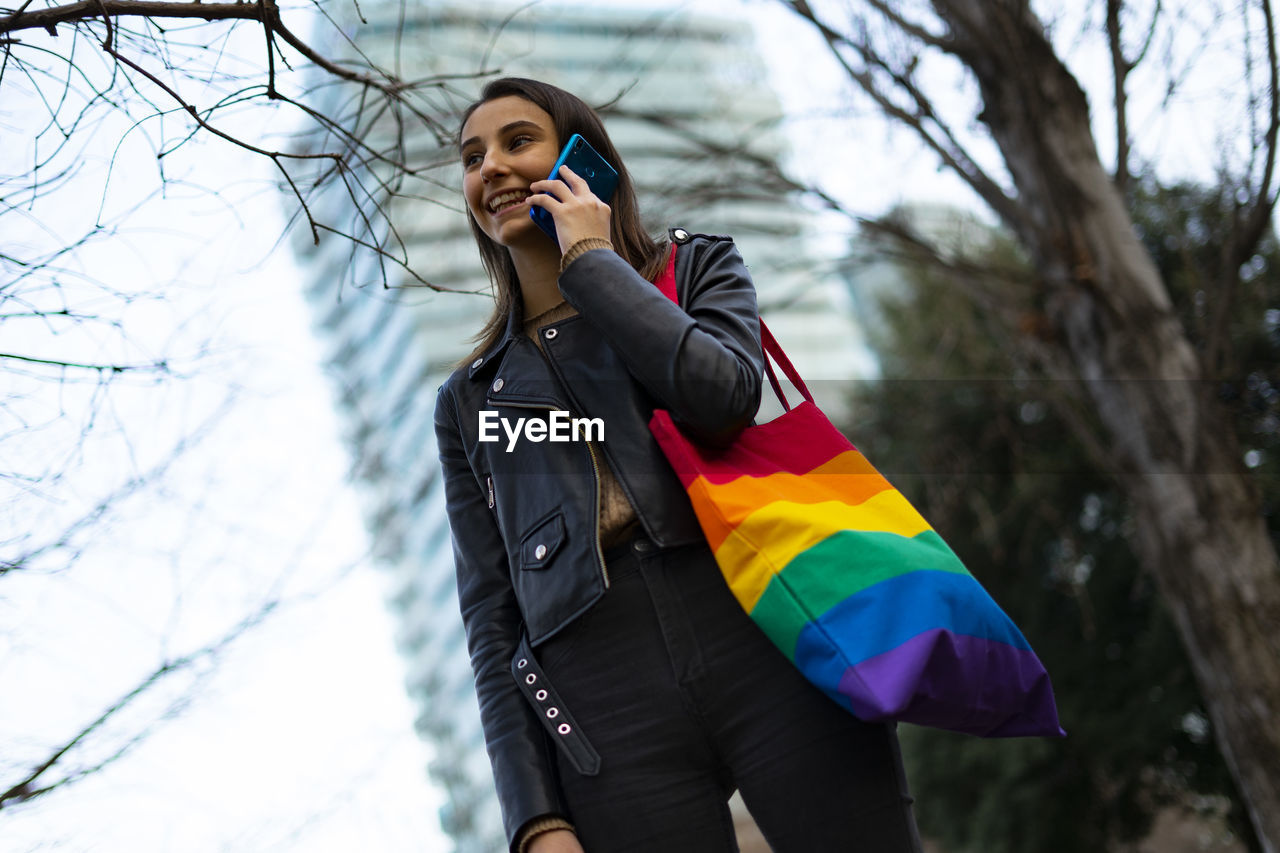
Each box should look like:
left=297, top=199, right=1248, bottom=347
left=713, top=490, right=934, bottom=611
left=686, top=452, right=895, bottom=551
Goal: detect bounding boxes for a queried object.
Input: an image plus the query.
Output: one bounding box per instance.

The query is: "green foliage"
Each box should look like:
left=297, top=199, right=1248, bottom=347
left=1131, top=180, right=1280, bottom=548
left=845, top=182, right=1276, bottom=852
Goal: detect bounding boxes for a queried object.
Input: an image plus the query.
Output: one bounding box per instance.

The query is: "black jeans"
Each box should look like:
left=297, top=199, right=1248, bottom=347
left=534, top=534, right=924, bottom=853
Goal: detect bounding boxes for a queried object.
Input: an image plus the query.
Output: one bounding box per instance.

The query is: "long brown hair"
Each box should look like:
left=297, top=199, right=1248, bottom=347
left=458, top=78, right=669, bottom=361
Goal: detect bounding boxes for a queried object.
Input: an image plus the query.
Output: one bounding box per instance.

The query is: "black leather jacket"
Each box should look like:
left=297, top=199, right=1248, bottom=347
left=433, top=230, right=764, bottom=849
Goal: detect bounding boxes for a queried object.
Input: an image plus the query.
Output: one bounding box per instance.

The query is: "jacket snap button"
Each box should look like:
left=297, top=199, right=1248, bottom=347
left=672, top=228, right=689, bottom=243
left=546, top=707, right=559, bottom=719
left=471, top=357, right=483, bottom=369
left=534, top=544, right=547, bottom=560
left=544, top=328, right=558, bottom=340
left=525, top=674, right=536, bottom=685
left=536, top=689, right=548, bottom=701
left=492, top=378, right=504, bottom=392
left=558, top=723, right=572, bottom=735
left=517, top=658, right=528, bottom=669
left=634, top=539, right=653, bottom=553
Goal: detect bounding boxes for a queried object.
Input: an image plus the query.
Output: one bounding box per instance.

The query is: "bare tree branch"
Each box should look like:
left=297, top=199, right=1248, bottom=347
left=1252, top=0, right=1280, bottom=228
left=1206, top=0, right=1280, bottom=376
left=1, top=397, right=226, bottom=574
left=1107, top=0, right=1132, bottom=191
left=861, top=0, right=952, bottom=50
left=780, top=0, right=1023, bottom=228
left=0, top=594, right=280, bottom=809
left=0, top=352, right=172, bottom=372
left=3, top=0, right=264, bottom=35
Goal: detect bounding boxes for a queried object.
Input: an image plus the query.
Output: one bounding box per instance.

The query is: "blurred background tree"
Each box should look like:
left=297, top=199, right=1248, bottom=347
left=777, top=2, right=1280, bottom=846
left=848, top=176, right=1277, bottom=851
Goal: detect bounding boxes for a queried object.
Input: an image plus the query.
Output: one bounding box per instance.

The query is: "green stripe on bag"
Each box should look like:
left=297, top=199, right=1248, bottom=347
left=747, top=529, right=970, bottom=659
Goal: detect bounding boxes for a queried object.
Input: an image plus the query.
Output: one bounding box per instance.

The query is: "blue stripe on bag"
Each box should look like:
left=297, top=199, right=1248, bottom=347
left=793, top=569, right=1034, bottom=686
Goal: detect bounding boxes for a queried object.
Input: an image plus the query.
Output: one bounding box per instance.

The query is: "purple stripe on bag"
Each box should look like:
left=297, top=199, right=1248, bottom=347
left=790, top=571, right=1065, bottom=737
left=836, top=629, right=1066, bottom=737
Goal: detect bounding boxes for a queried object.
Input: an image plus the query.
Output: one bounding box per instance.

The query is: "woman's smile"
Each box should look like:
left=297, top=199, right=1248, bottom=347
left=485, top=189, right=533, bottom=216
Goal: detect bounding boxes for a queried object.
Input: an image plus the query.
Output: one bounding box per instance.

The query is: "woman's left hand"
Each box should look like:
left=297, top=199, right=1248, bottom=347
left=528, top=165, right=612, bottom=255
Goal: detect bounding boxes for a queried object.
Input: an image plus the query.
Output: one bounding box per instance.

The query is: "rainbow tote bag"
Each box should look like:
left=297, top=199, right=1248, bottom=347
left=647, top=246, right=1064, bottom=737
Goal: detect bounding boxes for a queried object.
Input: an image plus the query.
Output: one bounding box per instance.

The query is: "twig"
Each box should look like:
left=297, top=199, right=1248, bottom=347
left=0, top=351, right=170, bottom=372
left=1107, top=0, right=1132, bottom=191
left=0, top=595, right=280, bottom=809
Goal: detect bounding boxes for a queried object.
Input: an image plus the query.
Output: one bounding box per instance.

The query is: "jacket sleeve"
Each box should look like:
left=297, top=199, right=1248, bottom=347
left=434, top=386, right=567, bottom=851
left=556, top=238, right=763, bottom=446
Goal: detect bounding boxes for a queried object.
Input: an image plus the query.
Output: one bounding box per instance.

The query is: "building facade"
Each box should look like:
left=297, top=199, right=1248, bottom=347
left=294, top=3, right=867, bottom=850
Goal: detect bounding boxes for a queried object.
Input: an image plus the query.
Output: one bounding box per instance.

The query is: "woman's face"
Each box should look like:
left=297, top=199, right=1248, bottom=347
left=460, top=95, right=561, bottom=249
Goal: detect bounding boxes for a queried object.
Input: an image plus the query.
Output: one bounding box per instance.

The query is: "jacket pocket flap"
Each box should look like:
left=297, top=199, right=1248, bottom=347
left=519, top=512, right=565, bottom=571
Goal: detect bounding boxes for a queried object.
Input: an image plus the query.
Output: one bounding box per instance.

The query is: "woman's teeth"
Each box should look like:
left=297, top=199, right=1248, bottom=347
left=489, top=191, right=529, bottom=213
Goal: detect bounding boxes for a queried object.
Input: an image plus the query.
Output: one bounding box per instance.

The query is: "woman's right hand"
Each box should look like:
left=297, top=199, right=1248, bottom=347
left=527, top=828, right=586, bottom=853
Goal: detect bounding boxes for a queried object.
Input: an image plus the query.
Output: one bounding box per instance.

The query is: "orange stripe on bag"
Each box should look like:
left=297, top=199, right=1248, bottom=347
left=689, top=453, right=895, bottom=551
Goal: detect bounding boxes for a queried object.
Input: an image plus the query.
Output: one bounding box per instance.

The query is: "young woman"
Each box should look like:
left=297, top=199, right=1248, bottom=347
left=434, top=77, right=923, bottom=853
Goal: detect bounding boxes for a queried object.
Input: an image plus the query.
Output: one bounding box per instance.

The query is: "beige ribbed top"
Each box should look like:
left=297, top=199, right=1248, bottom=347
left=524, top=299, right=639, bottom=548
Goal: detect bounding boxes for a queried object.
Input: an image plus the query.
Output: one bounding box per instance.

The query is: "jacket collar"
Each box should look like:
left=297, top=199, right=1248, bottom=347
left=466, top=307, right=524, bottom=381
left=468, top=228, right=708, bottom=382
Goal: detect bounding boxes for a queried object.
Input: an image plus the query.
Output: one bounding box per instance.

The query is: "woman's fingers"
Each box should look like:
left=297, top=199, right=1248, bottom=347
left=530, top=166, right=589, bottom=201
left=528, top=165, right=611, bottom=253
left=525, top=191, right=554, bottom=210
left=556, top=164, right=591, bottom=192
left=529, top=180, right=569, bottom=203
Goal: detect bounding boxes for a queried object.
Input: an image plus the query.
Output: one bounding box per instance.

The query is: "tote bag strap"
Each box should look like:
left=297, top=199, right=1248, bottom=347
left=655, top=241, right=815, bottom=414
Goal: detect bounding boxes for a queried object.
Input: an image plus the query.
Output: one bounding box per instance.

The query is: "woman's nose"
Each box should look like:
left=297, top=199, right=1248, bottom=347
left=480, top=151, right=508, bottom=182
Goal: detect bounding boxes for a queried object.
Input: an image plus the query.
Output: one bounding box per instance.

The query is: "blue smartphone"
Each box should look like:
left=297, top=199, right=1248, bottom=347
left=530, top=133, right=619, bottom=243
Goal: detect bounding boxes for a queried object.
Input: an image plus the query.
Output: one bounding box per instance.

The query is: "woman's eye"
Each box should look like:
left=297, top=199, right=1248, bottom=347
left=463, top=151, right=482, bottom=168
left=510, top=134, right=533, bottom=149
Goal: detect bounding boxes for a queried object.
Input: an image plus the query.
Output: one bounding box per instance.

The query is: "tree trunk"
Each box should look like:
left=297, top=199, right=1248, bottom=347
left=931, top=1, right=1280, bottom=848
